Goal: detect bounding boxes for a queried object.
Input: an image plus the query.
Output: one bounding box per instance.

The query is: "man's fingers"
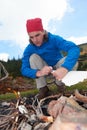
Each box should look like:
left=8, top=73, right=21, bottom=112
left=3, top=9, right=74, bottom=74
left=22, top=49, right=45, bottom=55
left=51, top=70, right=55, bottom=73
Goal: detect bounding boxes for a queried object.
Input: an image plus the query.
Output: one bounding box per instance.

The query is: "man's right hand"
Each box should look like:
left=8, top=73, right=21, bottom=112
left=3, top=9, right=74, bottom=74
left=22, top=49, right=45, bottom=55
left=36, top=66, right=53, bottom=77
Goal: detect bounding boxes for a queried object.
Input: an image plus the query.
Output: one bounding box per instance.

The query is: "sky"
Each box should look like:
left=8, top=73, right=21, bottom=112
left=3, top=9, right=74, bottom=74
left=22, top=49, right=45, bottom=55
left=0, top=0, right=87, bottom=62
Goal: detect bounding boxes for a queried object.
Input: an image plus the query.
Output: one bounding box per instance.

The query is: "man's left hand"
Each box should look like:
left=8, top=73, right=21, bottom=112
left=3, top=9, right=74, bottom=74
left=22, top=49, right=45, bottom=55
left=51, top=67, right=68, bottom=80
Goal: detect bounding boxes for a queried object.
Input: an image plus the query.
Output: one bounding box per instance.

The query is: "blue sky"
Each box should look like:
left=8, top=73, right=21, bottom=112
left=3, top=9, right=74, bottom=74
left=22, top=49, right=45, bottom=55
left=0, top=0, right=87, bottom=61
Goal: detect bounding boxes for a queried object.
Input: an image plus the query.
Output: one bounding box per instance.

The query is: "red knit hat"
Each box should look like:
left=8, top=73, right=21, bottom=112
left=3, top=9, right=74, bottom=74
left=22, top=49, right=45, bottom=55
left=26, top=18, right=44, bottom=33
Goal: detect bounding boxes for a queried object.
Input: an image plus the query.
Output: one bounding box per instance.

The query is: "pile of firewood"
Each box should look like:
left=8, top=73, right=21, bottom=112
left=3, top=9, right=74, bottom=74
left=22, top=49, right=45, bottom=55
left=0, top=89, right=87, bottom=130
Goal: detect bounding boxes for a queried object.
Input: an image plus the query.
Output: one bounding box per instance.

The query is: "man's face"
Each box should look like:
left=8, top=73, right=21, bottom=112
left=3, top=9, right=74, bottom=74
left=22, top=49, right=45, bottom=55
left=28, top=31, right=45, bottom=46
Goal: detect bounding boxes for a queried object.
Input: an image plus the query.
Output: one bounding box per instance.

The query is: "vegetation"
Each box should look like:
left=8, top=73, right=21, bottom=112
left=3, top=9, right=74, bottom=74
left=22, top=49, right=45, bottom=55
left=0, top=58, right=22, bottom=78
left=78, top=42, right=87, bottom=70
left=0, top=89, right=38, bottom=101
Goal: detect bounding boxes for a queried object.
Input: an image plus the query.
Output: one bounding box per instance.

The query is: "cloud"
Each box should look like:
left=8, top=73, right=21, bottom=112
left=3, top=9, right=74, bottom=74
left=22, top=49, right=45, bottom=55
left=0, top=0, right=73, bottom=49
left=67, top=36, right=87, bottom=45
left=0, top=53, right=9, bottom=62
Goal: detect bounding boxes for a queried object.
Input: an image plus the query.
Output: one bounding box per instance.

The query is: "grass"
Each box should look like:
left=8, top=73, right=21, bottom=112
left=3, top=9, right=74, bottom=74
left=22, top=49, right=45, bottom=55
left=66, top=79, right=87, bottom=91
left=0, top=89, right=38, bottom=101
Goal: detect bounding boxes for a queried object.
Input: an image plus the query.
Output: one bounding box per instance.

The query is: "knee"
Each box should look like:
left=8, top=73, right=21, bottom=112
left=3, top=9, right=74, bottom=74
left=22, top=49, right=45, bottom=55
left=73, top=62, right=79, bottom=70
left=30, top=53, right=39, bottom=63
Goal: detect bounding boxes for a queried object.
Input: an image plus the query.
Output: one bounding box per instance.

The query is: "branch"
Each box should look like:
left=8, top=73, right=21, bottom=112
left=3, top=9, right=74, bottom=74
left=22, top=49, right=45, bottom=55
left=0, top=62, right=9, bottom=81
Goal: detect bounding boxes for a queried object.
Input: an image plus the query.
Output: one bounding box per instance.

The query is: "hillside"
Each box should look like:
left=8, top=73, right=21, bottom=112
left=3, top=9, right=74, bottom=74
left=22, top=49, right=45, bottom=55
left=77, top=43, right=87, bottom=70
left=78, top=42, right=87, bottom=56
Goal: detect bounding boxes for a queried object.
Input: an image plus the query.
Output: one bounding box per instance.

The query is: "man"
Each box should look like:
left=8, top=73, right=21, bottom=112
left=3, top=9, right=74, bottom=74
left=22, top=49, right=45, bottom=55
left=21, top=18, right=80, bottom=99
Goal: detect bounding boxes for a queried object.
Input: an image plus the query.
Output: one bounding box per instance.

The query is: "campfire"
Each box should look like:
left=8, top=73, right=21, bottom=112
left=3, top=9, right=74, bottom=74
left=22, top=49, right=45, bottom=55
left=0, top=89, right=87, bottom=130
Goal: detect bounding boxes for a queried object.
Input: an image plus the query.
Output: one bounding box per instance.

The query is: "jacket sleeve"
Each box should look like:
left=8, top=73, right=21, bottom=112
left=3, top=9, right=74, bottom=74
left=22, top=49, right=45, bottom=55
left=55, top=35, right=80, bottom=71
left=61, top=44, right=80, bottom=71
left=21, top=46, right=38, bottom=79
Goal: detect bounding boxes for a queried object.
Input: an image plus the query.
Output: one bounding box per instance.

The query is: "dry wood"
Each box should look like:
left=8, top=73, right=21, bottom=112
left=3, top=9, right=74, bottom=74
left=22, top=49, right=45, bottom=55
left=75, top=89, right=87, bottom=103
left=0, top=62, right=9, bottom=81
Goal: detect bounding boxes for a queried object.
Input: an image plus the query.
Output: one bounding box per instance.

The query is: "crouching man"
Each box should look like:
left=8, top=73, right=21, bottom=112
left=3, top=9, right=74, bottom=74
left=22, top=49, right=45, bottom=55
left=21, top=18, right=80, bottom=100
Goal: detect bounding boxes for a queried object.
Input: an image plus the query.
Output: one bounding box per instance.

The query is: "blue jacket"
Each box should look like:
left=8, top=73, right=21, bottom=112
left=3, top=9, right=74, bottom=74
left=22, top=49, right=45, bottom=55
left=21, top=32, right=80, bottom=78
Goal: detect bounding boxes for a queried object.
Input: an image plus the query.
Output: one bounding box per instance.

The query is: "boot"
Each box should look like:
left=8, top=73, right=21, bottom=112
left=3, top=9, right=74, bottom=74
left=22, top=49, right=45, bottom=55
left=55, top=81, right=66, bottom=93
left=38, top=86, right=51, bottom=100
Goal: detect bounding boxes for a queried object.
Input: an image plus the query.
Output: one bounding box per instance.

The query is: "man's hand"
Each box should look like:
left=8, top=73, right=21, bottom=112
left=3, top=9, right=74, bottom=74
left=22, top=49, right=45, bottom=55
left=51, top=67, right=68, bottom=80
left=36, top=66, right=53, bottom=77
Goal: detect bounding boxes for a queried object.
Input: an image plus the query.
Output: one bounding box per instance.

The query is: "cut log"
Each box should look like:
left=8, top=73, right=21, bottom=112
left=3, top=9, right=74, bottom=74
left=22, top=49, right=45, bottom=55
left=48, top=96, right=86, bottom=118
left=49, top=112, right=87, bottom=130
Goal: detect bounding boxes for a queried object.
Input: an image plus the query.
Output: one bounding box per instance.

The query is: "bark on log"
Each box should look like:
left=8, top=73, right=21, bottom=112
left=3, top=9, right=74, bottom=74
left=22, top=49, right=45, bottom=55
left=49, top=112, right=87, bottom=130
left=75, top=89, right=87, bottom=103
